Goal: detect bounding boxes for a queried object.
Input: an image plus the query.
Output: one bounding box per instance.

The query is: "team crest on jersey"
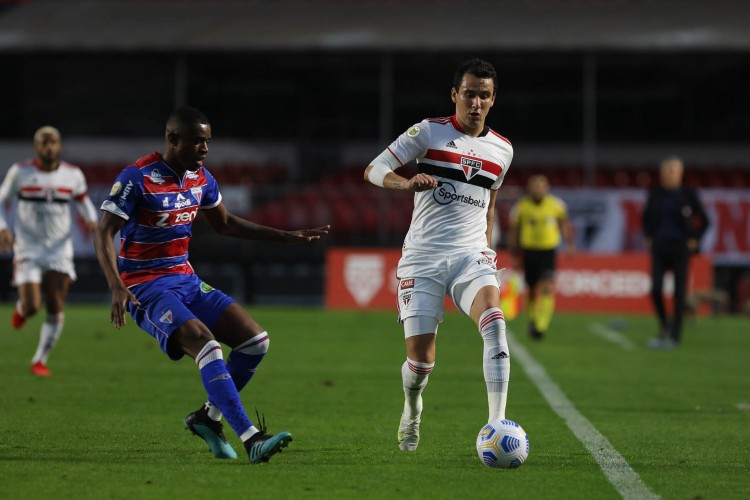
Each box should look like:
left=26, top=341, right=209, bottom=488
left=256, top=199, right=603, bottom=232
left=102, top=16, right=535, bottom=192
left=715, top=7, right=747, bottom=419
left=407, top=126, right=421, bottom=138
left=461, top=157, right=482, bottom=180
left=159, top=310, right=173, bottom=324
left=150, top=169, right=165, bottom=184
left=109, top=181, right=122, bottom=196
left=191, top=187, right=203, bottom=204
left=200, top=282, right=215, bottom=293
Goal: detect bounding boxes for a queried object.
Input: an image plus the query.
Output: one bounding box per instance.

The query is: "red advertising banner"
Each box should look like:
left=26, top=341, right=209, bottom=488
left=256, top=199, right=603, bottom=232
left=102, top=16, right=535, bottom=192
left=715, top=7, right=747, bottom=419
left=326, top=248, right=712, bottom=314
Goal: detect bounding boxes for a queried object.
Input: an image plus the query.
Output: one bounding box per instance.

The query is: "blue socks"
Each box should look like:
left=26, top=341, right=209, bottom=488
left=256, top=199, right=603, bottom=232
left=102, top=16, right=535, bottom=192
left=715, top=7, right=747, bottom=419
left=226, top=332, right=269, bottom=392
left=196, top=340, right=253, bottom=437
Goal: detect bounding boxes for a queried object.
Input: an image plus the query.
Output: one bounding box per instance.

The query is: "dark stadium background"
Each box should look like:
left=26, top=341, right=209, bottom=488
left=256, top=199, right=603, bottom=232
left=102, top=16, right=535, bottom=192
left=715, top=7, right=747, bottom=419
left=1, top=0, right=749, bottom=310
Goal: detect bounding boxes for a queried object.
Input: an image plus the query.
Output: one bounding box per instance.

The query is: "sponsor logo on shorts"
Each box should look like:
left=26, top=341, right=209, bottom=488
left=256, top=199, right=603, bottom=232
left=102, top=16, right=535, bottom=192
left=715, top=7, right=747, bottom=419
left=159, top=310, right=173, bottom=324
left=476, top=252, right=496, bottom=269
left=433, top=181, right=487, bottom=208
left=400, top=278, right=415, bottom=290
left=109, top=181, right=122, bottom=196
left=200, top=282, right=215, bottom=293
left=398, top=278, right=414, bottom=308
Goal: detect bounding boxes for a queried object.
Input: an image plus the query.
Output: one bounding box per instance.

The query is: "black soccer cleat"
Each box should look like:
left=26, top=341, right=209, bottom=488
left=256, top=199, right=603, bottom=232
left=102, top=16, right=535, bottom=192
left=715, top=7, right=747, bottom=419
left=184, top=404, right=238, bottom=459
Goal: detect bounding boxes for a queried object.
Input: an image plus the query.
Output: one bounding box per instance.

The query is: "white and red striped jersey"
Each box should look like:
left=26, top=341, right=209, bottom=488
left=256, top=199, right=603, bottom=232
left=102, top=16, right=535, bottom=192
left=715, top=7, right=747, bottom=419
left=381, top=115, right=513, bottom=254
left=0, top=159, right=97, bottom=260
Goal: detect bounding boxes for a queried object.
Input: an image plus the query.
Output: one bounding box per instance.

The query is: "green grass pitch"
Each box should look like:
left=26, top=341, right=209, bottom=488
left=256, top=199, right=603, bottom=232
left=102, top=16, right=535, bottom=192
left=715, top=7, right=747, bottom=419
left=1, top=305, right=748, bottom=499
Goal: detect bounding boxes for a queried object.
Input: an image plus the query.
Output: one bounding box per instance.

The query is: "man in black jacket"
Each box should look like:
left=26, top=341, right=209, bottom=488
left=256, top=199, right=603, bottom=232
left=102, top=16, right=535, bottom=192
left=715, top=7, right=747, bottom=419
left=642, top=156, right=709, bottom=349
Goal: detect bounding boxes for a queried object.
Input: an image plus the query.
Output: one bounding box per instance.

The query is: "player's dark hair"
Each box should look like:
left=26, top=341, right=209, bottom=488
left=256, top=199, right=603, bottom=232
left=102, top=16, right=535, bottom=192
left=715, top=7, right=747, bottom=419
left=452, top=58, right=498, bottom=95
left=166, top=106, right=210, bottom=130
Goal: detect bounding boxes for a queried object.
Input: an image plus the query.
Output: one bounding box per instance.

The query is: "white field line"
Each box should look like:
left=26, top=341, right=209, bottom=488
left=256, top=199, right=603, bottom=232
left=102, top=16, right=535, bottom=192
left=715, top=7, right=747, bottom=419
left=589, top=323, right=637, bottom=350
left=508, top=330, right=659, bottom=500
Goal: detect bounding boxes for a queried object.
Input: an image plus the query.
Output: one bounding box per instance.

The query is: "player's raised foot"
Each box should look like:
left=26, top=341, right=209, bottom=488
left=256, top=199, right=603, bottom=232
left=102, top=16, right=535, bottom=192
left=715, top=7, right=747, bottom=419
left=244, top=431, right=292, bottom=464
left=397, top=414, right=421, bottom=451
left=184, top=405, right=237, bottom=459
left=12, top=309, right=26, bottom=330
left=30, top=361, right=51, bottom=377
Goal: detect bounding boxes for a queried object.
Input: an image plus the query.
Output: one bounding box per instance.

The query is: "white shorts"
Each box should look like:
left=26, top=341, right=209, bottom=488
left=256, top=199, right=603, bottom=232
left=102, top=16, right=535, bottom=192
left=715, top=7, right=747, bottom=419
left=13, top=255, right=77, bottom=285
left=397, top=249, right=500, bottom=336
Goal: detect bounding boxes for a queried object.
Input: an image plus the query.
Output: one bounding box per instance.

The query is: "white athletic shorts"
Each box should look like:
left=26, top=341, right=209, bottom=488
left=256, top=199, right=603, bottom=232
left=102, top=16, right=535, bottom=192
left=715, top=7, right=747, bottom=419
left=13, top=255, right=77, bottom=285
left=397, top=248, right=501, bottom=337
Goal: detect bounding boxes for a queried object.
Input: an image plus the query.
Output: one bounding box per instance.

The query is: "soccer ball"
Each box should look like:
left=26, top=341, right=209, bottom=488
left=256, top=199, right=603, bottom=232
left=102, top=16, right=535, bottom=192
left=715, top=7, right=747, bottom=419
left=476, top=419, right=529, bottom=469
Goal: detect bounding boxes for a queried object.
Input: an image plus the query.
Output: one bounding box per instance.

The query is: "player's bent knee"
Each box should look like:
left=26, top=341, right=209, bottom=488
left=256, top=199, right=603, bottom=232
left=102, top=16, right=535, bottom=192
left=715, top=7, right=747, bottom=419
left=235, top=331, right=270, bottom=355
left=172, top=321, right=216, bottom=359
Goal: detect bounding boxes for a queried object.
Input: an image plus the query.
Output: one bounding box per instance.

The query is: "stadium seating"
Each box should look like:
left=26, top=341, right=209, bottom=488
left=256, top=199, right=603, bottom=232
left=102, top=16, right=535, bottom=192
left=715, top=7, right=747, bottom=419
left=77, top=160, right=750, bottom=246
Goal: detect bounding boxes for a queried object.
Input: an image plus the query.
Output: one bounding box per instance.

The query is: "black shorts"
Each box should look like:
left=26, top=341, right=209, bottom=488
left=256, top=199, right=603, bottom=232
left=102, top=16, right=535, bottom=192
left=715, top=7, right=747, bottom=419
left=522, top=249, right=557, bottom=288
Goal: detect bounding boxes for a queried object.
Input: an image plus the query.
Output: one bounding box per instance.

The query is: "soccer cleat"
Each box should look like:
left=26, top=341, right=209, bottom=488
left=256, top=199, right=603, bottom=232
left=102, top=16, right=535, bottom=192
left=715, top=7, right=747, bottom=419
left=184, top=405, right=238, bottom=459
left=397, top=414, right=421, bottom=451
left=244, top=431, right=292, bottom=464
left=30, top=361, right=52, bottom=377
left=12, top=309, right=26, bottom=330
left=528, top=323, right=544, bottom=341
left=648, top=337, right=676, bottom=350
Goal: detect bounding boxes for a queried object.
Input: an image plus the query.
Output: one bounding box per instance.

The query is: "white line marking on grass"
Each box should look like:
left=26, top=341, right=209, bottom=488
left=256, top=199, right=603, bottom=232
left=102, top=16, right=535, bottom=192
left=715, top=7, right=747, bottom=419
left=736, top=402, right=750, bottom=411
left=589, top=323, right=636, bottom=350
left=508, top=330, right=659, bottom=500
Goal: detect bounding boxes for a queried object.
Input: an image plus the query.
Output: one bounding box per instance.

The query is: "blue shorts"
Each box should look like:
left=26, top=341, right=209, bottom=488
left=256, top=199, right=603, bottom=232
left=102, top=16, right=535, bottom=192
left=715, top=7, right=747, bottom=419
left=128, top=274, right=235, bottom=360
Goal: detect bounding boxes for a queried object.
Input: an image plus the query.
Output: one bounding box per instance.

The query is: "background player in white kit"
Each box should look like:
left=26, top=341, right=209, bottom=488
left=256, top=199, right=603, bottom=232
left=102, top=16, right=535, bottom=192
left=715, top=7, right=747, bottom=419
left=0, top=126, right=98, bottom=376
left=364, top=58, right=514, bottom=451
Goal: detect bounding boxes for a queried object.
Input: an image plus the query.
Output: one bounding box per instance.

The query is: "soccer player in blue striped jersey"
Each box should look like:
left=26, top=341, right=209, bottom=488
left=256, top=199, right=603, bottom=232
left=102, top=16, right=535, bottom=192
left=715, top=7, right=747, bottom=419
left=94, top=106, right=329, bottom=463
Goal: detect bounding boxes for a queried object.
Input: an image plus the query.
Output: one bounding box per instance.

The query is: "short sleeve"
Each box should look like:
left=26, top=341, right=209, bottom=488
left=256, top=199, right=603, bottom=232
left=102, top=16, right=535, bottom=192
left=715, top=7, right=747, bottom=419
left=0, top=164, right=19, bottom=203
left=199, top=168, right=222, bottom=209
left=100, top=166, right=143, bottom=220
left=491, top=147, right=513, bottom=190
left=386, top=120, right=431, bottom=167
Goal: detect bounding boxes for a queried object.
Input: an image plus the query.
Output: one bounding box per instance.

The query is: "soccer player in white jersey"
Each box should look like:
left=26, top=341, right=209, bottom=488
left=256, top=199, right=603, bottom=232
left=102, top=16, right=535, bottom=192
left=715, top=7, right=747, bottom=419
left=0, top=126, right=98, bottom=376
left=364, top=58, right=514, bottom=451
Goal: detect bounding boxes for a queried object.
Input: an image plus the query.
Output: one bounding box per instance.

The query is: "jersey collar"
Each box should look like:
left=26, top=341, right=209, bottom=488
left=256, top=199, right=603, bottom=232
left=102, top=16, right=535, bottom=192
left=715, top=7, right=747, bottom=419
left=450, top=115, right=490, bottom=137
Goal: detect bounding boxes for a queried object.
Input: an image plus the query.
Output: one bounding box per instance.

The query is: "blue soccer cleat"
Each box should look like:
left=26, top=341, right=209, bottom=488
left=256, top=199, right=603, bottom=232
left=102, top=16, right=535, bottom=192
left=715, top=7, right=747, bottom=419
left=184, top=404, right=238, bottom=459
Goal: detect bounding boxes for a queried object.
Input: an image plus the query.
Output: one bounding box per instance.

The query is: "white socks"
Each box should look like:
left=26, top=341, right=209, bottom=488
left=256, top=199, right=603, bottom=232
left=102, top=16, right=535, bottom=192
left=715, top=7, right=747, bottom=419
left=401, top=358, right=434, bottom=418
left=479, top=308, right=510, bottom=422
left=32, top=313, right=64, bottom=364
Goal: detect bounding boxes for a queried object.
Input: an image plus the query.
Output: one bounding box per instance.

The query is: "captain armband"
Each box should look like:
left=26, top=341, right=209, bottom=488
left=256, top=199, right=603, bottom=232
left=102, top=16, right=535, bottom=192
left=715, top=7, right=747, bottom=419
left=367, top=150, right=397, bottom=188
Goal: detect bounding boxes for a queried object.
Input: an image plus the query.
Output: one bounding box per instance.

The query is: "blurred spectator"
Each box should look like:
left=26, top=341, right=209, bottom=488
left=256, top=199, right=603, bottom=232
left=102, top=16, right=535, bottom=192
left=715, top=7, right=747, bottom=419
left=642, top=156, right=709, bottom=349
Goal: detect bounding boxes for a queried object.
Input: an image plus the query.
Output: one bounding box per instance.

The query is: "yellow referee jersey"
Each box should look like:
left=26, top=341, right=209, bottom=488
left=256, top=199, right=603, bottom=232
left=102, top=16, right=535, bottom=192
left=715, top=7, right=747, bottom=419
left=510, top=195, right=568, bottom=250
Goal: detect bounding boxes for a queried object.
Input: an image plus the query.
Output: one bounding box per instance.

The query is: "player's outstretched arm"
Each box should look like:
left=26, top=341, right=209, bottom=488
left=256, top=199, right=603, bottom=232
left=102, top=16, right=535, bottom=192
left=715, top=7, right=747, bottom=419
left=202, top=201, right=330, bottom=244
left=94, top=211, right=140, bottom=329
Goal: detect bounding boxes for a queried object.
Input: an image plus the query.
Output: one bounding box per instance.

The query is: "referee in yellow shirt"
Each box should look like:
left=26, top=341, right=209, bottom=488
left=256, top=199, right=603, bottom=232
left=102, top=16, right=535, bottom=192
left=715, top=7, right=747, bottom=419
left=508, top=175, right=574, bottom=340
